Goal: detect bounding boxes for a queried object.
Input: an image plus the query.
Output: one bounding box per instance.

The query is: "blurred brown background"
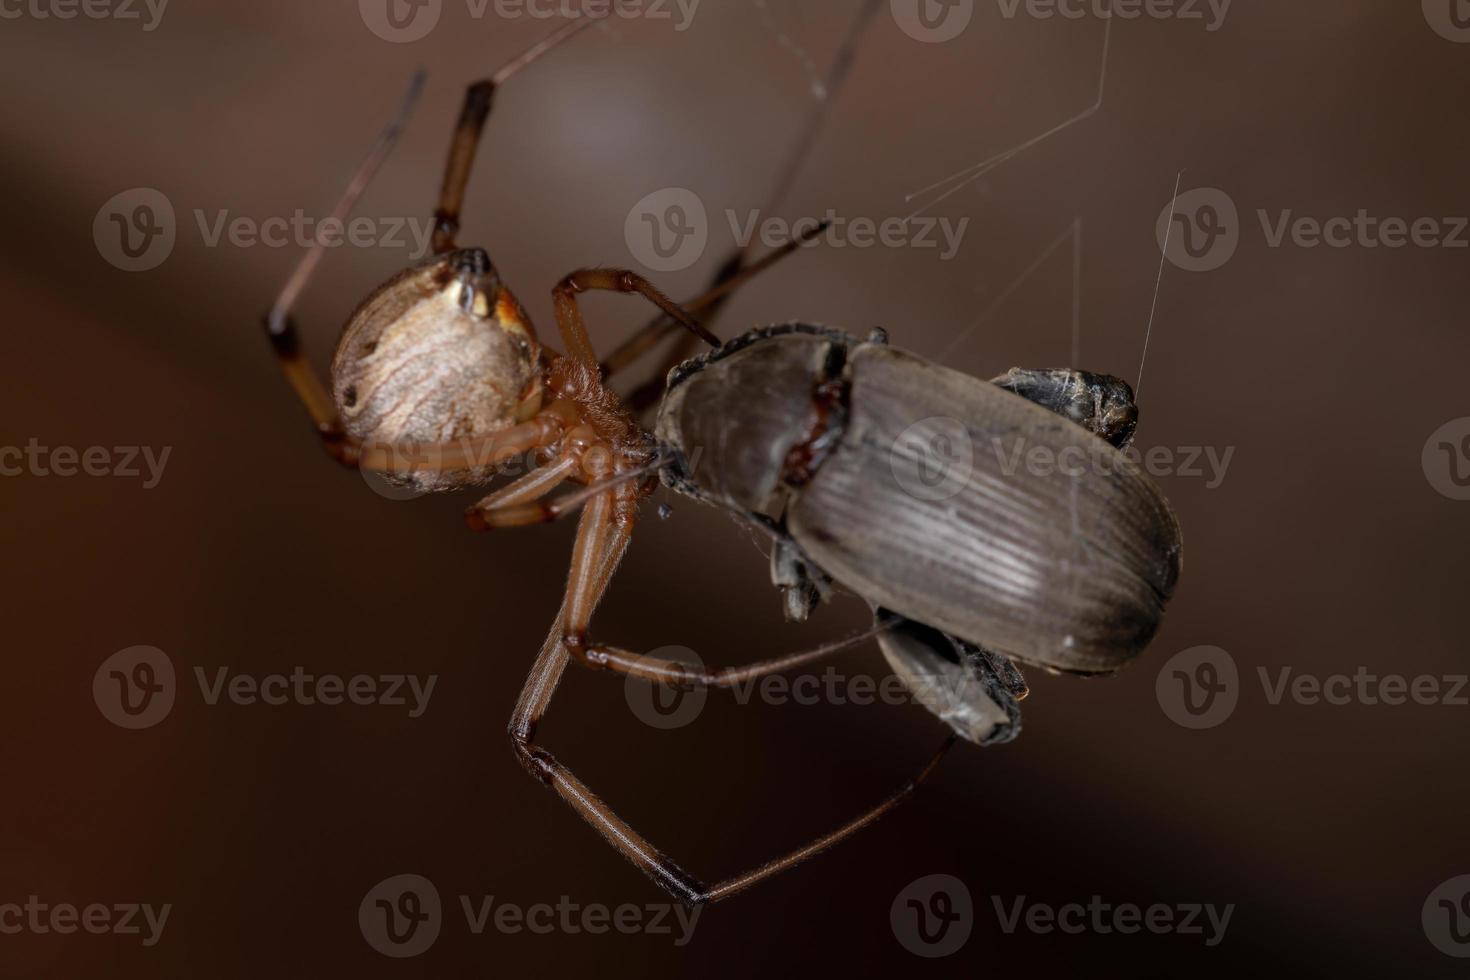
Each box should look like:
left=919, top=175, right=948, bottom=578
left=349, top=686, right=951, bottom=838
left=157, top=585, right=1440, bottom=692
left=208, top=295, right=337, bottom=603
left=2, top=0, right=1468, bottom=975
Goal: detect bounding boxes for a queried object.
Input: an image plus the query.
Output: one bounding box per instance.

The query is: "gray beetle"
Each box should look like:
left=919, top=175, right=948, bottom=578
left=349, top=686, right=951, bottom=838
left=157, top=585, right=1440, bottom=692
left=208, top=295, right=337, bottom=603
left=656, top=322, right=1183, bottom=746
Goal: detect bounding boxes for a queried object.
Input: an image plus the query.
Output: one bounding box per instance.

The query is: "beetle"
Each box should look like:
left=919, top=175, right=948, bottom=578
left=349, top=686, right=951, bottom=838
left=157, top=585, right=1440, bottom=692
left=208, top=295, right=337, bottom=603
left=651, top=323, right=1180, bottom=749
left=262, top=19, right=1181, bottom=908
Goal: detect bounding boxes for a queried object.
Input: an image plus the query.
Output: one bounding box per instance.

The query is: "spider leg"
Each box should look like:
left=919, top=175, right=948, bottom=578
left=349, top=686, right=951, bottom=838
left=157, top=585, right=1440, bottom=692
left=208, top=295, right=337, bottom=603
left=263, top=72, right=424, bottom=458
left=552, top=269, right=718, bottom=370
left=566, top=625, right=887, bottom=688
left=432, top=19, right=596, bottom=253
left=507, top=490, right=958, bottom=906
left=606, top=0, right=882, bottom=404
left=601, top=220, right=833, bottom=381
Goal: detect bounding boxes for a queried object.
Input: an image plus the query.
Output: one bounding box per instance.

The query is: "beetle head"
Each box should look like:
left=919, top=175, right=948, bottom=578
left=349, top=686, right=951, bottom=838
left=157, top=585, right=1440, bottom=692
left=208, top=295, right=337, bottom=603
left=993, top=368, right=1139, bottom=450
left=1088, top=374, right=1139, bottom=450
left=330, top=248, right=543, bottom=492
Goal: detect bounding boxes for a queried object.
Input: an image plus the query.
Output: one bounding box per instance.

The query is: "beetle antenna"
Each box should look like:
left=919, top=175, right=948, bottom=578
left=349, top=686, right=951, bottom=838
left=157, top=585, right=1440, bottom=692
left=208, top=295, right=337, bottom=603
left=267, top=69, right=426, bottom=336
left=1137, top=168, right=1184, bottom=400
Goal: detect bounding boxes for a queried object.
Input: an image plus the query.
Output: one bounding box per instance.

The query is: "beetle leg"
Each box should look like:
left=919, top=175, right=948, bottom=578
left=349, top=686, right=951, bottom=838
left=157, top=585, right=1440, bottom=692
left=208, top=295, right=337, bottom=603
left=431, top=18, right=596, bottom=254
left=874, top=613, right=1026, bottom=747
left=990, top=367, right=1140, bottom=450
left=770, top=538, right=833, bottom=623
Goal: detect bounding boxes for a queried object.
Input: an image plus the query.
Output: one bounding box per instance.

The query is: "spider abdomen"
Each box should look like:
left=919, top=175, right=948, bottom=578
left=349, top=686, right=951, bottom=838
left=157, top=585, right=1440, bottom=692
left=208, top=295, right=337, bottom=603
left=331, top=252, right=539, bottom=492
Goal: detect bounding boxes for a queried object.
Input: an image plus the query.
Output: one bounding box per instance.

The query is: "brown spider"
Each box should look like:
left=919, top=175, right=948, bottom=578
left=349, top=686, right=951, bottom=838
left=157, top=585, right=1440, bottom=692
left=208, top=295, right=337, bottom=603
left=263, top=18, right=938, bottom=907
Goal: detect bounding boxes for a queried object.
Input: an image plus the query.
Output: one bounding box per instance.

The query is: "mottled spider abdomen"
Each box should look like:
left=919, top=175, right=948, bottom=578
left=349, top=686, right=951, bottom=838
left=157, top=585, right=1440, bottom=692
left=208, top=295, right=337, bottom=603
left=331, top=250, right=541, bottom=492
